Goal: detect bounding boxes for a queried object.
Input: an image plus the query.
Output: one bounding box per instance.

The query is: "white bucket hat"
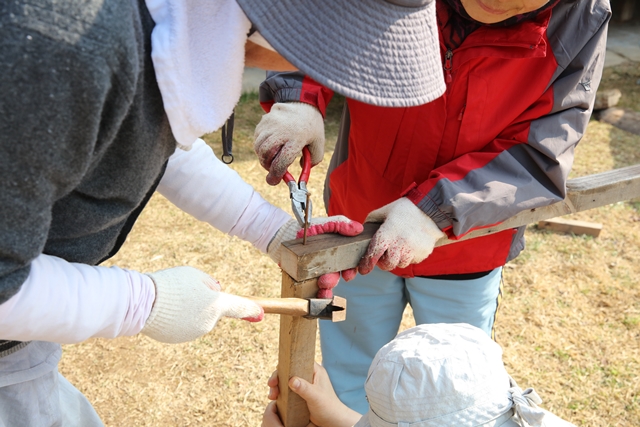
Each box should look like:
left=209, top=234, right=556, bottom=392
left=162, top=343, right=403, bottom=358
left=235, top=0, right=446, bottom=108
left=355, top=324, right=576, bottom=427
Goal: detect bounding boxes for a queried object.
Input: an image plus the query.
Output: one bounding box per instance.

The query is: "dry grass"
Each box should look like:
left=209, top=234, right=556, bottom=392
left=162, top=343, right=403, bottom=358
left=59, top=69, right=640, bottom=426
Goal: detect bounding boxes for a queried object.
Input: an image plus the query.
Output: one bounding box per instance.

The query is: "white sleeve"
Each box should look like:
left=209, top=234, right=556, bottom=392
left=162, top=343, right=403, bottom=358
left=158, top=139, right=291, bottom=252
left=0, top=254, right=154, bottom=344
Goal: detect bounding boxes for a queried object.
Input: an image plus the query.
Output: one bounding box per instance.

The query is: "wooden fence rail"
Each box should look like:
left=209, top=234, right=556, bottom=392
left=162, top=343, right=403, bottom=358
left=280, top=164, right=640, bottom=281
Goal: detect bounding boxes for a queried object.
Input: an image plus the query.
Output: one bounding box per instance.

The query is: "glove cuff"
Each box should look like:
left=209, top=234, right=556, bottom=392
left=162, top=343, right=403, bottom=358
left=267, top=218, right=299, bottom=265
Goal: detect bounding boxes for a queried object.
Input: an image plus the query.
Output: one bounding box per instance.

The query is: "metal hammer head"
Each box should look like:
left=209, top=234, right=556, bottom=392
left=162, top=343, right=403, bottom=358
left=305, top=296, right=347, bottom=322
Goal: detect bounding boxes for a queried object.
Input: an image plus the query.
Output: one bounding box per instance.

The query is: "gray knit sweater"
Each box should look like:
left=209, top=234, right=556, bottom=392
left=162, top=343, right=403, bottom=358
left=0, top=0, right=177, bottom=352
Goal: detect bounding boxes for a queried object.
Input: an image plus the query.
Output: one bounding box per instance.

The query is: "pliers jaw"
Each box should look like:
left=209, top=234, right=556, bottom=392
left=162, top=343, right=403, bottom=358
left=287, top=181, right=312, bottom=227
left=282, top=146, right=314, bottom=228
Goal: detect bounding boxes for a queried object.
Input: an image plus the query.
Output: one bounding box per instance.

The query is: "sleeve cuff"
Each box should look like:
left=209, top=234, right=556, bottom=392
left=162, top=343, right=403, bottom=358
left=401, top=182, right=453, bottom=231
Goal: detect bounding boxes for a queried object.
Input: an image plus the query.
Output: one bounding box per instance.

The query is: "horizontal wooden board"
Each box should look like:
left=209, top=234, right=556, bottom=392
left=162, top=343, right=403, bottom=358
left=537, top=217, right=603, bottom=237
left=280, top=164, right=640, bottom=281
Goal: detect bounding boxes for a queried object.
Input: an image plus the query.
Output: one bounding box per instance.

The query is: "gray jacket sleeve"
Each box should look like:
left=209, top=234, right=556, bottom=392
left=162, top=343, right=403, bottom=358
left=417, top=0, right=611, bottom=236
left=260, top=71, right=308, bottom=104
left=259, top=71, right=334, bottom=116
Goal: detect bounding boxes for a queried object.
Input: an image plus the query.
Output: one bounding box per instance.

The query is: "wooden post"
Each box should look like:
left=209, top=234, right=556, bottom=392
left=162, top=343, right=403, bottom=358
left=276, top=272, right=318, bottom=427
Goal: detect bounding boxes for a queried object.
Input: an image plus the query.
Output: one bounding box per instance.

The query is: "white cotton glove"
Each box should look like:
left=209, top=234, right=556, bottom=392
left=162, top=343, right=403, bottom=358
left=268, top=217, right=364, bottom=298
left=254, top=102, right=325, bottom=185
left=359, top=198, right=446, bottom=275
left=141, top=266, right=264, bottom=344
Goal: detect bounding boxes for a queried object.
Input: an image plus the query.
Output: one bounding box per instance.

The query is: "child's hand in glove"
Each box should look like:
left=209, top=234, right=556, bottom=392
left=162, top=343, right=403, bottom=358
left=359, top=198, right=445, bottom=275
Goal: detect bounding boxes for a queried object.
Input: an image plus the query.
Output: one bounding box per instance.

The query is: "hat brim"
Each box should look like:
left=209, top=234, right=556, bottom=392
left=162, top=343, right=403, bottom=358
left=236, top=0, right=445, bottom=107
left=479, top=409, right=576, bottom=427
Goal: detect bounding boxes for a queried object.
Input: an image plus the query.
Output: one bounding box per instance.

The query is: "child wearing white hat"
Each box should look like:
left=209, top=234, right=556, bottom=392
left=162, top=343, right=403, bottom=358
left=262, top=323, right=575, bottom=427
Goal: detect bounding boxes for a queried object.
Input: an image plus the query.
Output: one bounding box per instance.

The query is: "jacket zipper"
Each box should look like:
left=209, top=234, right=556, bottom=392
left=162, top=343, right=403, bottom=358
left=442, top=40, right=541, bottom=82
left=444, top=49, right=453, bottom=83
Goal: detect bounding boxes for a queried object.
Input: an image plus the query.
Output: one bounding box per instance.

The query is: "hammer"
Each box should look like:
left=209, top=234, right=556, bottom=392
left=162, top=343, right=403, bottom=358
left=247, top=296, right=346, bottom=322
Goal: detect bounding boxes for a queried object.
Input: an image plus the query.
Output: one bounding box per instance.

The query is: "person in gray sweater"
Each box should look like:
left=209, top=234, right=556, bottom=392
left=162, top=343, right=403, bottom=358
left=0, top=0, right=446, bottom=425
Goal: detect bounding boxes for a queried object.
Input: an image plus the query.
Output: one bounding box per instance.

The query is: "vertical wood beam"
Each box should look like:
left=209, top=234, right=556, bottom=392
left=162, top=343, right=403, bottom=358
left=276, top=271, right=318, bottom=427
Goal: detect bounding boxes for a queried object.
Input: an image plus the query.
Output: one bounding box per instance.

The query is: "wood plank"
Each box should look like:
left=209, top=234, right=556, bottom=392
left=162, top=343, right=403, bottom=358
left=537, top=217, right=603, bottom=237
left=276, top=272, right=318, bottom=427
left=280, top=222, right=381, bottom=282
left=597, top=108, right=640, bottom=136
left=619, top=0, right=635, bottom=21
left=280, top=164, right=640, bottom=281
left=593, top=89, right=621, bottom=110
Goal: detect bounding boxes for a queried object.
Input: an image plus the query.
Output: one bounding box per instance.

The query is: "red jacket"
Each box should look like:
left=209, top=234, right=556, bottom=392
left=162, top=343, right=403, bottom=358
left=260, top=0, right=610, bottom=277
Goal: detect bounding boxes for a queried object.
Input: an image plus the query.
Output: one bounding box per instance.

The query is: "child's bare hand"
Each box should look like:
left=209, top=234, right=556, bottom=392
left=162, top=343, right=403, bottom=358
left=288, top=363, right=360, bottom=427
left=264, top=363, right=359, bottom=427
left=267, top=370, right=280, bottom=401
left=262, top=400, right=317, bottom=427
left=262, top=401, right=284, bottom=427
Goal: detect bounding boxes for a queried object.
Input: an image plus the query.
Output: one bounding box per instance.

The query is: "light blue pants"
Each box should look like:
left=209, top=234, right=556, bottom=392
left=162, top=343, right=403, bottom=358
left=319, top=267, right=503, bottom=414
left=0, top=341, right=103, bottom=427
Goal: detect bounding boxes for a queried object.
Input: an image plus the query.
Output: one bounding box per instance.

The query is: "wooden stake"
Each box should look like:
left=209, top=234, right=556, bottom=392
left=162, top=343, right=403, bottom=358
left=276, top=272, right=318, bottom=427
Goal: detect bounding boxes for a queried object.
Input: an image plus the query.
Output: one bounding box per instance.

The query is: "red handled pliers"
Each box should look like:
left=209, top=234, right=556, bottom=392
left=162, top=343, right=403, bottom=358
left=283, top=146, right=313, bottom=227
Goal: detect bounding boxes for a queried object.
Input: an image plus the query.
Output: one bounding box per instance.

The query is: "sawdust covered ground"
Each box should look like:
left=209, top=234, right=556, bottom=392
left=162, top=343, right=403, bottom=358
left=59, top=68, right=640, bottom=426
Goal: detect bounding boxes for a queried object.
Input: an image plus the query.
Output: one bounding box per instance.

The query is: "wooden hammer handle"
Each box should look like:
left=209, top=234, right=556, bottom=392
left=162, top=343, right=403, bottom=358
left=246, top=297, right=309, bottom=317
